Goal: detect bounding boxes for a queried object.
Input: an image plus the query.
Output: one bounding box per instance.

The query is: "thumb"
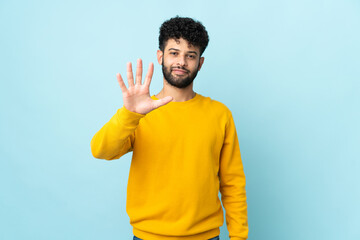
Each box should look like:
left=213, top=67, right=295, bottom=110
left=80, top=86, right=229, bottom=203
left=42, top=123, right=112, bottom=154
left=152, top=96, right=173, bottom=109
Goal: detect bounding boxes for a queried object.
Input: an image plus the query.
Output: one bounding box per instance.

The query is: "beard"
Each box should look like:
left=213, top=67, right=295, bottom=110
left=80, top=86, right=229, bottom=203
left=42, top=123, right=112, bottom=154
left=162, top=59, right=199, bottom=89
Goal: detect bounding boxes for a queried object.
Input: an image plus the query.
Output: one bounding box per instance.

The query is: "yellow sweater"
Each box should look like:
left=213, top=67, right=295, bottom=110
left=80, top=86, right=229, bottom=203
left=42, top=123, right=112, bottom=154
left=91, top=93, right=248, bottom=240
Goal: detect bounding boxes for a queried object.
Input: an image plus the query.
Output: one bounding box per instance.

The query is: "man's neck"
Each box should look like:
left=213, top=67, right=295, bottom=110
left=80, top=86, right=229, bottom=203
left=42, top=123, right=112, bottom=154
left=156, top=79, right=196, bottom=102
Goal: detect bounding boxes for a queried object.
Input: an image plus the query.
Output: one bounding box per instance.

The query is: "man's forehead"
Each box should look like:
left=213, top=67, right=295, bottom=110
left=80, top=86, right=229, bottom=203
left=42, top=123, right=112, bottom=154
left=165, top=38, right=199, bottom=52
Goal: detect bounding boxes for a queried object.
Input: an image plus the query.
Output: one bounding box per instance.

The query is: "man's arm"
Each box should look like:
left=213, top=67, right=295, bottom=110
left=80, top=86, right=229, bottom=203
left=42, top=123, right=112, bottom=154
left=219, top=114, right=248, bottom=240
left=90, top=107, right=144, bottom=160
left=90, top=59, right=173, bottom=160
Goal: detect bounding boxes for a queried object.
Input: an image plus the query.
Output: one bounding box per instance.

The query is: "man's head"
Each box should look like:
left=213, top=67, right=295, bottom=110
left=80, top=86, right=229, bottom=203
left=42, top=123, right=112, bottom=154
left=157, top=16, right=209, bottom=89
left=159, top=16, right=209, bottom=57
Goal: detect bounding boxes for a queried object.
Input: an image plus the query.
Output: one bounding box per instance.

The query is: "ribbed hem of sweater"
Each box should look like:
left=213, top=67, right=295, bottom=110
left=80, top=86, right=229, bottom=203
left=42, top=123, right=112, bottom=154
left=133, top=227, right=220, bottom=240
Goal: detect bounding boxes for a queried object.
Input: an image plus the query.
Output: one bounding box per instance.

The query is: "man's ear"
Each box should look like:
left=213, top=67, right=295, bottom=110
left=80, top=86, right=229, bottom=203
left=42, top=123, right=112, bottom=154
left=157, top=50, right=163, bottom=65
left=198, top=57, right=205, bottom=71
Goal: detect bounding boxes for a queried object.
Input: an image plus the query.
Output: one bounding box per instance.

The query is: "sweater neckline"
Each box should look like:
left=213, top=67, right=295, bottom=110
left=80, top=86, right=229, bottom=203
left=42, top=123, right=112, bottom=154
left=151, top=93, right=201, bottom=105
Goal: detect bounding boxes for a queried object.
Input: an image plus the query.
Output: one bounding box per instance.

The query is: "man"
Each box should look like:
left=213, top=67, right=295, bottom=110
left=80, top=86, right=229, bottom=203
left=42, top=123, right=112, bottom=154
left=91, top=16, right=248, bottom=240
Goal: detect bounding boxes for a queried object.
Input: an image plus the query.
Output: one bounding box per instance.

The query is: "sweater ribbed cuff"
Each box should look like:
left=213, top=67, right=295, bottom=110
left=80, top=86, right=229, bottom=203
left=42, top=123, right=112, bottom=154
left=116, top=106, right=145, bottom=126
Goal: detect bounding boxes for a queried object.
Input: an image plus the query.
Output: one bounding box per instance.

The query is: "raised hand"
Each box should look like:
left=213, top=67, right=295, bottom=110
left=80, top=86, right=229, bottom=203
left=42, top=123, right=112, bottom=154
left=116, top=59, right=173, bottom=115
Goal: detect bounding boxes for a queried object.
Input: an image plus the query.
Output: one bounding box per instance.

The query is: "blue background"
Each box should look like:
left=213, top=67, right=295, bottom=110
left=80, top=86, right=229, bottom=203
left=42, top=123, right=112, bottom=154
left=1, top=0, right=359, bottom=239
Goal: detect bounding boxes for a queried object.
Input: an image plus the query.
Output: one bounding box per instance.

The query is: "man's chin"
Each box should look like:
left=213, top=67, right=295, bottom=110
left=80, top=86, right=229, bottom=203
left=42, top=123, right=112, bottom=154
left=171, top=75, right=187, bottom=81
left=166, top=79, right=193, bottom=89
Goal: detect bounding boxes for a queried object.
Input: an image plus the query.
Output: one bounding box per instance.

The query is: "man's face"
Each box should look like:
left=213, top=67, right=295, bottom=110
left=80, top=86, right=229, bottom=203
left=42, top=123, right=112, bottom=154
left=157, top=38, right=204, bottom=89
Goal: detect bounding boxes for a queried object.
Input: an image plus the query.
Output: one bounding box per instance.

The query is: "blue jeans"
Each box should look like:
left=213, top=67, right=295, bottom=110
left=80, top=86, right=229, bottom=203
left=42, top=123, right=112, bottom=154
left=133, top=236, right=219, bottom=240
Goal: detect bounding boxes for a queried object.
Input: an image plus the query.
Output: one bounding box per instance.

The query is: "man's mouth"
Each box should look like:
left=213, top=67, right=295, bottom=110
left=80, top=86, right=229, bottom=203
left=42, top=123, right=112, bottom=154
left=171, top=67, right=189, bottom=75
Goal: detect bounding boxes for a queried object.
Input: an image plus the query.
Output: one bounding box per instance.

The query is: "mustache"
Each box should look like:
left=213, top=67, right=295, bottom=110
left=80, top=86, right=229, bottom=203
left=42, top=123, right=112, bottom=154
left=171, top=66, right=189, bottom=73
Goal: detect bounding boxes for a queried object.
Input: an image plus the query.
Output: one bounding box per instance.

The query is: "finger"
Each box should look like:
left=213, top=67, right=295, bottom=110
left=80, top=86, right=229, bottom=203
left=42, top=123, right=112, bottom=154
left=135, top=58, right=143, bottom=85
left=152, top=96, right=173, bottom=109
left=144, top=62, right=154, bottom=87
left=126, top=62, right=135, bottom=87
left=116, top=73, right=127, bottom=92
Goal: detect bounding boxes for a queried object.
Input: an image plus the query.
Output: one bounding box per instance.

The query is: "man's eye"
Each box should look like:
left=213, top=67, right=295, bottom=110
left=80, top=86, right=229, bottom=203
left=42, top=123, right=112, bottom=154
left=187, top=55, right=195, bottom=59
left=170, top=52, right=178, bottom=55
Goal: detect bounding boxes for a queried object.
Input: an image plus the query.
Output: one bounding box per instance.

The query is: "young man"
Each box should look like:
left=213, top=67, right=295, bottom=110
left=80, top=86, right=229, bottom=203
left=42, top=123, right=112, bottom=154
left=91, top=17, right=248, bottom=240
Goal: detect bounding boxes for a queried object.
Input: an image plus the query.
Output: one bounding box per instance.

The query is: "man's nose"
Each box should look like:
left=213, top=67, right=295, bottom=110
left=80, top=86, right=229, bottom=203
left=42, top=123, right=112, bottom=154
left=177, top=55, right=187, bottom=66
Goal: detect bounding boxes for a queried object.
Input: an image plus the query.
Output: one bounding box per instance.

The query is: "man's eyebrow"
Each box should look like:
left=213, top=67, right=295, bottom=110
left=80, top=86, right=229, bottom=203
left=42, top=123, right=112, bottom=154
left=187, top=51, right=198, bottom=56
left=168, top=48, right=198, bottom=55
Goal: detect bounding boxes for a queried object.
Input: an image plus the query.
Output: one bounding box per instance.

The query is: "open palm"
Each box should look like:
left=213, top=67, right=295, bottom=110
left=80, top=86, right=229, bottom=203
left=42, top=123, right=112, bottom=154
left=116, top=59, right=172, bottom=115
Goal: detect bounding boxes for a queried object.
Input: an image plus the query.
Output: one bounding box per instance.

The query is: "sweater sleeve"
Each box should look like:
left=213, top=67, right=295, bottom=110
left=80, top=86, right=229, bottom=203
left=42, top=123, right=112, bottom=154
left=90, top=107, right=145, bottom=160
left=219, top=114, right=249, bottom=240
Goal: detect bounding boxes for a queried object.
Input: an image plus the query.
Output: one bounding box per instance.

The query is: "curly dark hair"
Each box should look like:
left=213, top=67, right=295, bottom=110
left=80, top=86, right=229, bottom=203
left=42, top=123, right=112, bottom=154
left=159, top=16, right=209, bottom=56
